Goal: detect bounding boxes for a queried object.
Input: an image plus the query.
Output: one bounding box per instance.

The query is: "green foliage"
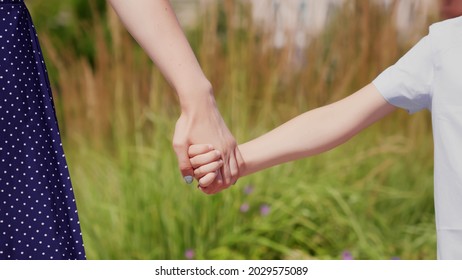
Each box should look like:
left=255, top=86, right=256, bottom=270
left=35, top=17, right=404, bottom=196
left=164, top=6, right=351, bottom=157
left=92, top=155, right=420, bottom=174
left=28, top=0, right=108, bottom=68
left=68, top=126, right=435, bottom=260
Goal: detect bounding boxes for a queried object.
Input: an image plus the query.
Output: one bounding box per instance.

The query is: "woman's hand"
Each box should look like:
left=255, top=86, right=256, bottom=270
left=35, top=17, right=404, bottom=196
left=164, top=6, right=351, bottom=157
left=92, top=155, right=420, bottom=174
left=108, top=0, right=242, bottom=192
left=173, top=88, right=243, bottom=194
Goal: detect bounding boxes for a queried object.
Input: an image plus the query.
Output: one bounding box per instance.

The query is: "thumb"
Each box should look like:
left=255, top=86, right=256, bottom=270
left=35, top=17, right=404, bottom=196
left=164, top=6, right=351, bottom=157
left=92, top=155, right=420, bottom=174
left=174, top=144, right=195, bottom=184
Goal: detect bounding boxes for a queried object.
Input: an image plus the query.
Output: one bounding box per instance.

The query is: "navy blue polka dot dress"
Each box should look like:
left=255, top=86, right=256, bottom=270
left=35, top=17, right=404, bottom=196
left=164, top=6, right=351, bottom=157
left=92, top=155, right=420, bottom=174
left=0, top=0, right=85, bottom=259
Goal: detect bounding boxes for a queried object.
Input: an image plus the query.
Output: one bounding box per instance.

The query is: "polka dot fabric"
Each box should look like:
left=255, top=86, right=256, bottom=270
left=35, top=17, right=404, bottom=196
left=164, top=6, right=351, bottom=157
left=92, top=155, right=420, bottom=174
left=0, top=0, right=85, bottom=259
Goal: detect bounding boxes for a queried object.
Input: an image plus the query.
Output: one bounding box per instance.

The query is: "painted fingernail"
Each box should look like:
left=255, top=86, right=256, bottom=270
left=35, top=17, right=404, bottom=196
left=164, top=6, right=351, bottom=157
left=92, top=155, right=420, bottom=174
left=184, top=176, right=193, bottom=184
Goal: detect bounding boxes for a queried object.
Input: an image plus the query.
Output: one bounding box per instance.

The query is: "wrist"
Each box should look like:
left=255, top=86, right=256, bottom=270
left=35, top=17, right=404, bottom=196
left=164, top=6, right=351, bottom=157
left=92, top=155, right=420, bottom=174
left=176, top=79, right=216, bottom=114
left=238, top=143, right=255, bottom=177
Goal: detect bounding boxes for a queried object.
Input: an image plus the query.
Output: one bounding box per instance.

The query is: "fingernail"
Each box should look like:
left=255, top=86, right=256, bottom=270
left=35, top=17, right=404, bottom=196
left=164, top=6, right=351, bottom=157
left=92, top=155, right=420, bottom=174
left=184, top=176, right=193, bottom=184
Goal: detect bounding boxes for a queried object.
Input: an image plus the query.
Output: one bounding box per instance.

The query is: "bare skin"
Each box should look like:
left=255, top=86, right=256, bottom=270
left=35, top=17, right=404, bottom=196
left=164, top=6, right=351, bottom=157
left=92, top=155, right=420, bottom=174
left=440, top=0, right=462, bottom=19
left=189, top=84, right=396, bottom=187
left=107, top=0, right=243, bottom=191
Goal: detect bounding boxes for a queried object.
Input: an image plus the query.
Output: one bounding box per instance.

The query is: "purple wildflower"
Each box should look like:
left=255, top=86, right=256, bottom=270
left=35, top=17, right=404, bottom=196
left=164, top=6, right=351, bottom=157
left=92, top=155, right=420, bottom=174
left=240, top=203, right=250, bottom=213
left=341, top=250, right=354, bottom=260
left=244, top=185, right=254, bottom=195
left=185, top=249, right=195, bottom=260
left=260, top=204, right=270, bottom=216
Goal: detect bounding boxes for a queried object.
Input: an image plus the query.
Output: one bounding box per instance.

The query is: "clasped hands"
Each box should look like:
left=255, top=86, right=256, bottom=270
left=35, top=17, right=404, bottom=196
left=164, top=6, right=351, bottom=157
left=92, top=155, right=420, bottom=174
left=172, top=89, right=244, bottom=194
left=188, top=144, right=232, bottom=193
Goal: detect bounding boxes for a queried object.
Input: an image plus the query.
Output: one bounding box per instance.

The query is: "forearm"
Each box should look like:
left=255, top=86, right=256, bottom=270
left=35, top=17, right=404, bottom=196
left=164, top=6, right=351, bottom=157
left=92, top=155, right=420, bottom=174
left=239, top=84, right=396, bottom=176
left=107, top=0, right=211, bottom=110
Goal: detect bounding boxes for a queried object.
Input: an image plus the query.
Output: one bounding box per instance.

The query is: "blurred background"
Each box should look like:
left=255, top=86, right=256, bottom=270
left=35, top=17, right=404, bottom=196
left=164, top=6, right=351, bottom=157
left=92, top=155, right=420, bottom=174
left=24, top=0, right=448, bottom=259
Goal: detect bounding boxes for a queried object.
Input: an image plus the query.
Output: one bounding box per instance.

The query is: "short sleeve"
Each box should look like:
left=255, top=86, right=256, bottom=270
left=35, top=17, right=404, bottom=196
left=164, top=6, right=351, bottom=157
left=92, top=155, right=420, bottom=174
left=372, top=35, right=434, bottom=114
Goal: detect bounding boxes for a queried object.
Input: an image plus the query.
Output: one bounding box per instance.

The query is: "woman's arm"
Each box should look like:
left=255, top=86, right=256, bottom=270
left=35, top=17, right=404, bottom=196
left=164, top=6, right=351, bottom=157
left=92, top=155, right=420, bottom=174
left=107, top=0, right=242, bottom=189
left=238, top=84, right=396, bottom=176
left=107, top=0, right=207, bottom=105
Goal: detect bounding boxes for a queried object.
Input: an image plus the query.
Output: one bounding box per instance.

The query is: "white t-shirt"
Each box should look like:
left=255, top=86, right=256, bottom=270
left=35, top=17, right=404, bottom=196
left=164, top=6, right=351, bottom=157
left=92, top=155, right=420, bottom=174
left=373, top=15, right=462, bottom=260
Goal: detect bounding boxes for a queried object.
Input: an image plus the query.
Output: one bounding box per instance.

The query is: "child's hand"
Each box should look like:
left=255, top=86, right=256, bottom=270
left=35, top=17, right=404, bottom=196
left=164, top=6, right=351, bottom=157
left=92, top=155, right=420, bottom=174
left=188, top=144, right=224, bottom=187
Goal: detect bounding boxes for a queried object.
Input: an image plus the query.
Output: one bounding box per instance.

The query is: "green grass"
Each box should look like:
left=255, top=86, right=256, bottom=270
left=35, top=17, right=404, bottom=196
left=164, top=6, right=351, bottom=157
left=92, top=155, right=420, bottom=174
left=30, top=0, right=437, bottom=259
left=66, top=117, right=436, bottom=259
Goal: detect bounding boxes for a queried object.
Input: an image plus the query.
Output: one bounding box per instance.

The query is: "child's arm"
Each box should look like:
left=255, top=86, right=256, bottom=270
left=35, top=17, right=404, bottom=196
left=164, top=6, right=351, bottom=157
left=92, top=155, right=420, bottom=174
left=188, top=84, right=396, bottom=189
left=239, top=83, right=396, bottom=176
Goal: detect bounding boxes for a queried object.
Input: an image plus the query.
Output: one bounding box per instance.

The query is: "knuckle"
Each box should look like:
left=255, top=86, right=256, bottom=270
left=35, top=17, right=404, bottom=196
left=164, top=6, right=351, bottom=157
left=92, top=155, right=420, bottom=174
left=213, top=150, right=222, bottom=160
left=199, top=179, right=209, bottom=187
left=172, top=140, right=185, bottom=150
